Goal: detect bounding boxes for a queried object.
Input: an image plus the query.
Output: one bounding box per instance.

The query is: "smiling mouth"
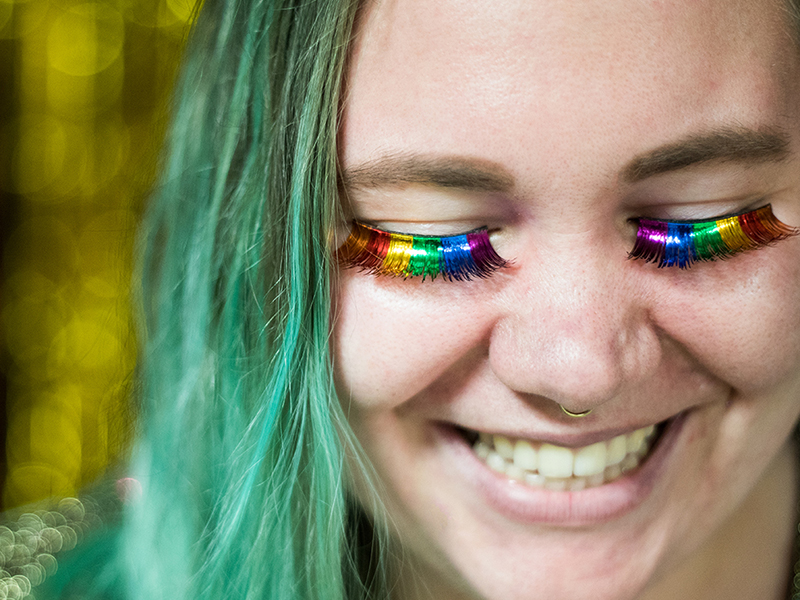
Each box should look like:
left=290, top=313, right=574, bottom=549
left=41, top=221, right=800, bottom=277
left=462, top=424, right=662, bottom=491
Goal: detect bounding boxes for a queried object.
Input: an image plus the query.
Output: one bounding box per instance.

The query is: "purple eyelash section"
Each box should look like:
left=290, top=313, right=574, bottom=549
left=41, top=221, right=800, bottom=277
left=337, top=221, right=508, bottom=280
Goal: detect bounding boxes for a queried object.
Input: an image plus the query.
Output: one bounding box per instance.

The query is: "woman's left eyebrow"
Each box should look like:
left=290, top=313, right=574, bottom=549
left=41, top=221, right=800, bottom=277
left=622, top=125, right=791, bottom=182
left=340, top=153, right=516, bottom=193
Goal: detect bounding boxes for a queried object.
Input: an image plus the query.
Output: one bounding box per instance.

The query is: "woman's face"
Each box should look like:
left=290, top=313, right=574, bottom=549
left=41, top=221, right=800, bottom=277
left=334, top=1, right=800, bottom=599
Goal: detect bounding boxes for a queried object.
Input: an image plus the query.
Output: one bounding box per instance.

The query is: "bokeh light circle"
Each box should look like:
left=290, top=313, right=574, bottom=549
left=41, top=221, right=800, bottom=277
left=47, top=3, right=124, bottom=76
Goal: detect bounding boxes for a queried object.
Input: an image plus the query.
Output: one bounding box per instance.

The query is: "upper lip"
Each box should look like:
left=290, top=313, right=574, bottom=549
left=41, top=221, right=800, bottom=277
left=450, top=418, right=672, bottom=449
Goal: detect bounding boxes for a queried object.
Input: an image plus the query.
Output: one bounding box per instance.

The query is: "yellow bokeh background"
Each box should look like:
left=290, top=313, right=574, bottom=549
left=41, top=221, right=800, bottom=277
left=0, top=0, right=191, bottom=508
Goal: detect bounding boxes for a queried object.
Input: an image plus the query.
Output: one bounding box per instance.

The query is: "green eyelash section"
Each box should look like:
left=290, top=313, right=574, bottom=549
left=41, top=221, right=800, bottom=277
left=407, top=237, right=442, bottom=277
left=691, top=221, right=730, bottom=261
left=629, top=205, right=799, bottom=268
left=337, top=221, right=508, bottom=280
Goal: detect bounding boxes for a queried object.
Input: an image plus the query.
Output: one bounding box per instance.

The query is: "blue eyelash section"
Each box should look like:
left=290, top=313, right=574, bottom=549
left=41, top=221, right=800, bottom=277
left=441, top=234, right=479, bottom=276
left=663, top=222, right=695, bottom=268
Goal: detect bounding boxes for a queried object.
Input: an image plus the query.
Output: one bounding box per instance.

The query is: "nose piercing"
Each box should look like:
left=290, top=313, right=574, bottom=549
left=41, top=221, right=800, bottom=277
left=560, top=404, right=593, bottom=418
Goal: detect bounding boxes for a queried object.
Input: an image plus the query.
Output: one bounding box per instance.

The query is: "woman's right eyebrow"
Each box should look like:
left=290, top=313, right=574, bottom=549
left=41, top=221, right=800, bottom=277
left=340, top=154, right=516, bottom=193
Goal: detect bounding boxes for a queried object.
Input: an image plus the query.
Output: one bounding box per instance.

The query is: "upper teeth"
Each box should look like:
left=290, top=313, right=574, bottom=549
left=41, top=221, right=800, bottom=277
left=474, top=425, right=657, bottom=490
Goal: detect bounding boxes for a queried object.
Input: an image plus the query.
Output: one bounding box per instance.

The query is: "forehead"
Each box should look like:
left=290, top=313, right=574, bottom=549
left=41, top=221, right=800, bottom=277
left=340, top=0, right=800, bottom=183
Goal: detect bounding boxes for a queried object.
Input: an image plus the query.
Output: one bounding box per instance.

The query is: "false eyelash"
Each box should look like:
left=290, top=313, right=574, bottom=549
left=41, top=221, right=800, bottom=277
left=337, top=221, right=509, bottom=280
left=629, top=204, right=799, bottom=269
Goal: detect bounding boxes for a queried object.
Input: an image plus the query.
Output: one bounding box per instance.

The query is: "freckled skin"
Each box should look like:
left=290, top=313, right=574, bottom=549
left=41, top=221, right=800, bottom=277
left=334, top=1, right=800, bottom=599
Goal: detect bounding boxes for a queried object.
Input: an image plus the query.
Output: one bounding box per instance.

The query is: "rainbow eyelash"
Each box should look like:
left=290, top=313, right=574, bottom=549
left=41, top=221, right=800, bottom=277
left=629, top=204, right=799, bottom=269
left=337, top=221, right=508, bottom=280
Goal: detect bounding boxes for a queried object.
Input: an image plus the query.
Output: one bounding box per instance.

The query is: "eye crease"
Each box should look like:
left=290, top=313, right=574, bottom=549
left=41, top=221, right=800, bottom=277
left=337, top=221, right=508, bottom=280
left=629, top=204, right=799, bottom=269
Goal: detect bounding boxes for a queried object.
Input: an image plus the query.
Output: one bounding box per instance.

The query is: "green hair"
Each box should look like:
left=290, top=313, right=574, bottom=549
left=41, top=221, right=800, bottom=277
left=119, top=0, right=389, bottom=598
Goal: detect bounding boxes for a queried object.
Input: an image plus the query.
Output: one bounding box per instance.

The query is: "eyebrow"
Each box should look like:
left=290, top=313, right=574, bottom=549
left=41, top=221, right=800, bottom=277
left=340, top=127, right=792, bottom=194
left=340, top=154, right=515, bottom=193
left=622, top=126, right=791, bottom=182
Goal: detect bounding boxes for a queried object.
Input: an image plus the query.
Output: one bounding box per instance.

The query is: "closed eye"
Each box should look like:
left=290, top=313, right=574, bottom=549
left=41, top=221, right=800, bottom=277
left=628, top=204, right=798, bottom=269
left=337, top=221, right=509, bottom=281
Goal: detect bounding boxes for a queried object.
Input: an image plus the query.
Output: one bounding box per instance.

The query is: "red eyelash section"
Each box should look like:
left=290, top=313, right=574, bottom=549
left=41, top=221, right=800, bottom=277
left=337, top=221, right=508, bottom=280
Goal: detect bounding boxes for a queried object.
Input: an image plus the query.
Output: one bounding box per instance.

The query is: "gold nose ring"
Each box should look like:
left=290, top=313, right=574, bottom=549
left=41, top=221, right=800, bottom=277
left=560, top=405, right=593, bottom=418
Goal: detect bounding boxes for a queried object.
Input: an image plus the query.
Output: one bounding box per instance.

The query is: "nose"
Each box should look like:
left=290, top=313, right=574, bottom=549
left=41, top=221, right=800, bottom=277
left=489, top=243, right=661, bottom=413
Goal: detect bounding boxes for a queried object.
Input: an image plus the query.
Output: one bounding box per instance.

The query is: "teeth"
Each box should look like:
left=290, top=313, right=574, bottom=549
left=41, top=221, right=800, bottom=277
left=626, top=428, right=646, bottom=454
left=607, top=435, right=627, bottom=465
left=475, top=442, right=491, bottom=460
left=573, top=441, right=607, bottom=477
left=525, top=473, right=545, bottom=487
left=506, top=464, right=525, bottom=481
left=604, top=464, right=622, bottom=481
left=486, top=451, right=507, bottom=473
left=538, top=444, right=574, bottom=478
left=545, top=478, right=569, bottom=491
left=473, top=424, right=660, bottom=490
left=494, top=435, right=515, bottom=460
left=513, top=440, right=538, bottom=471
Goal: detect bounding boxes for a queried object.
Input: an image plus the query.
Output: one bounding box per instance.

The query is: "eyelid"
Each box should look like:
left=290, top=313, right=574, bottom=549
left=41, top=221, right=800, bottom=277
left=357, top=218, right=501, bottom=237
left=628, top=204, right=798, bottom=269
left=629, top=202, right=764, bottom=225
left=337, top=221, right=508, bottom=281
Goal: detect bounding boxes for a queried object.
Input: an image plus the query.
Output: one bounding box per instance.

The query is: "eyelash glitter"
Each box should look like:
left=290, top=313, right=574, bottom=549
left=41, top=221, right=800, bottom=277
left=337, top=221, right=508, bottom=280
left=629, top=204, right=798, bottom=269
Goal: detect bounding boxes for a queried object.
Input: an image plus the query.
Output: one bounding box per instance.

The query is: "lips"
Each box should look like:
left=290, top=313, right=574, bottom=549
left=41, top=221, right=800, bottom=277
left=442, top=415, right=682, bottom=524
left=471, top=425, right=659, bottom=491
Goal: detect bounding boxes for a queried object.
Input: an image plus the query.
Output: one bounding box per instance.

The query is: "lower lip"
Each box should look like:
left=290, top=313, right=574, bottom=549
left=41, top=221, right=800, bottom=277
left=440, top=414, right=687, bottom=526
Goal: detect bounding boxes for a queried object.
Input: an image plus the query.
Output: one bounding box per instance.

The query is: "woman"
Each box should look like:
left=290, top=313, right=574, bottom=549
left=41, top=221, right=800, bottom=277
left=46, top=0, right=800, bottom=598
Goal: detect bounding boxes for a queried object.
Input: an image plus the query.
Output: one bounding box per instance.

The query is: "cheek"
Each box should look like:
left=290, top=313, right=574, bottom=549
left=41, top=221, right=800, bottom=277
left=652, top=245, right=800, bottom=392
left=333, top=272, right=498, bottom=407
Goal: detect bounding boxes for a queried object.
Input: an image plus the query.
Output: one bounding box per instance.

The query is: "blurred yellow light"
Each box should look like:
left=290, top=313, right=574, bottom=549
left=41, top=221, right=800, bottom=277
left=9, top=114, right=67, bottom=194
left=46, top=69, right=94, bottom=114
left=37, top=121, right=90, bottom=198
left=3, top=465, right=75, bottom=508
left=77, top=209, right=137, bottom=295
left=166, top=0, right=194, bottom=22
left=48, top=62, right=125, bottom=125
left=47, top=3, right=124, bottom=76
left=30, top=401, right=82, bottom=473
left=123, top=0, right=196, bottom=28
left=0, top=1, right=12, bottom=38
left=2, top=296, right=68, bottom=368
left=2, top=269, right=60, bottom=306
left=2, top=0, right=187, bottom=511
left=0, top=0, right=47, bottom=40
left=3, top=217, right=79, bottom=282
left=85, top=118, right=131, bottom=192
left=47, top=314, right=122, bottom=376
